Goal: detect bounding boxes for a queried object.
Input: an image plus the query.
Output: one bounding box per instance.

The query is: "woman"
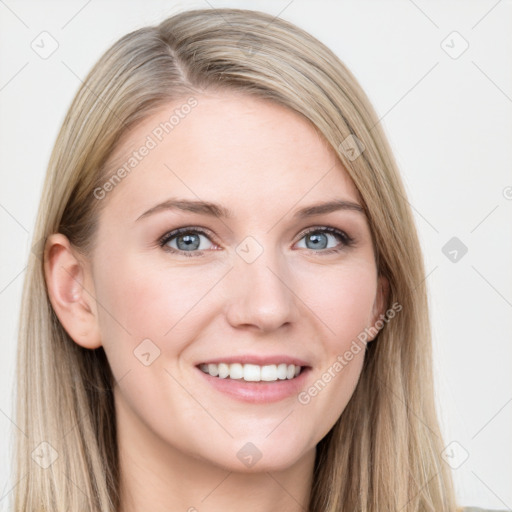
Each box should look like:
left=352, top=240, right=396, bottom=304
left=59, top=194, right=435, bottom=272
left=13, top=7, right=502, bottom=512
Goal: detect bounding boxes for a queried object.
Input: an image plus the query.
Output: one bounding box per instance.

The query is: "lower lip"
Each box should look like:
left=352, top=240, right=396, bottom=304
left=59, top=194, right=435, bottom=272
left=196, top=366, right=311, bottom=403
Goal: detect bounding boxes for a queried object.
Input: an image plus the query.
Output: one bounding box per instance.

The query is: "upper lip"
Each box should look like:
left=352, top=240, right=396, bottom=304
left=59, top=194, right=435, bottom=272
left=197, top=355, right=310, bottom=367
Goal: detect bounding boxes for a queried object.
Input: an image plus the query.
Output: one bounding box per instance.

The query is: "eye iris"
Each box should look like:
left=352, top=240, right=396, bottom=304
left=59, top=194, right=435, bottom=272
left=167, top=229, right=341, bottom=253
left=176, top=233, right=200, bottom=251
left=306, top=232, right=328, bottom=250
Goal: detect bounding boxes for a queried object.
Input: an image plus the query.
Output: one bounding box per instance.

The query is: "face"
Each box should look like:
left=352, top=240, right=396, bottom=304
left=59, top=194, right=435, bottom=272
left=79, top=91, right=386, bottom=472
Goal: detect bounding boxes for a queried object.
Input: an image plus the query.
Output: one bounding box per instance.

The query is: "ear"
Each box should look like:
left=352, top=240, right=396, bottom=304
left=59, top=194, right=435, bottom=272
left=367, top=274, right=390, bottom=342
left=43, top=233, right=102, bottom=349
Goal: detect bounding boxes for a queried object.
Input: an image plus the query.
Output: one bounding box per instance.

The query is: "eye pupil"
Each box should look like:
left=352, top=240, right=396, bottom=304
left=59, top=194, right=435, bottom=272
left=177, top=234, right=200, bottom=251
left=306, top=232, right=328, bottom=250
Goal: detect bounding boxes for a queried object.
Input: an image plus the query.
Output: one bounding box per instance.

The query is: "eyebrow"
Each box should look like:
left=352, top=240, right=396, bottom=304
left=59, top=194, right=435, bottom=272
left=135, top=198, right=365, bottom=222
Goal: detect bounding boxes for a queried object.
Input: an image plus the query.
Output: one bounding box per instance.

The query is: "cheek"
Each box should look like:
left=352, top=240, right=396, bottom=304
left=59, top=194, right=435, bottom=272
left=92, top=249, right=226, bottom=361
left=302, top=261, right=377, bottom=348
left=295, top=262, right=376, bottom=423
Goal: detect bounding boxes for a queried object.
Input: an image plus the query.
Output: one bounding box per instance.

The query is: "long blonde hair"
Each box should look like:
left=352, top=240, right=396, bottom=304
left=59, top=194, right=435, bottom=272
left=13, top=7, right=458, bottom=511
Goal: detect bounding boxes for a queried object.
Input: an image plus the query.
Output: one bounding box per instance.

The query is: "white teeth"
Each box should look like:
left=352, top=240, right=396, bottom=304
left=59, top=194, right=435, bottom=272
left=229, top=363, right=243, bottom=380
left=260, top=365, right=277, bottom=381
left=243, top=364, right=260, bottom=382
left=276, top=363, right=287, bottom=380
left=218, top=363, right=229, bottom=379
left=199, top=362, right=303, bottom=382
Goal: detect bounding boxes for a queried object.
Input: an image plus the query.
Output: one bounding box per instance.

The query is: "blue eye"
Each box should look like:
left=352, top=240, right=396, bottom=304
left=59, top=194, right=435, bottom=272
left=159, top=227, right=215, bottom=257
left=295, top=227, right=353, bottom=252
left=158, top=226, right=354, bottom=258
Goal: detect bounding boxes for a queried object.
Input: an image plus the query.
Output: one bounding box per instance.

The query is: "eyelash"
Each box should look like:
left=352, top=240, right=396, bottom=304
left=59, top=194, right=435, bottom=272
left=157, top=226, right=355, bottom=258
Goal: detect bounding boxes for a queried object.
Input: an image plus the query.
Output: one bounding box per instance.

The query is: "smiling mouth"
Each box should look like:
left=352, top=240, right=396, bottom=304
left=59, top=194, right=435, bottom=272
left=198, top=362, right=304, bottom=382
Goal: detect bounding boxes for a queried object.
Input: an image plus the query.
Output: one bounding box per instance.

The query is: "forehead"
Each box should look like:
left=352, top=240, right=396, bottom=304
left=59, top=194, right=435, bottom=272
left=101, top=91, right=361, bottom=217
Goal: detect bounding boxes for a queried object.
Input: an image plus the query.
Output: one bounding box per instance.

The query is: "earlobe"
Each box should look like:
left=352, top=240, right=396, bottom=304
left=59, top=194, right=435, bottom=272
left=43, top=233, right=102, bottom=349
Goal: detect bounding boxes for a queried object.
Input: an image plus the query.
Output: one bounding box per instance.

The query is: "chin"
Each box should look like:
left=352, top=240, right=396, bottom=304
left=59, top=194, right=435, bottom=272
left=201, top=436, right=314, bottom=474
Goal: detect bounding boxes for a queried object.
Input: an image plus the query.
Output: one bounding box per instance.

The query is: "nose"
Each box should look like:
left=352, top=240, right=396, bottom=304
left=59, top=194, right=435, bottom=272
left=224, top=246, right=300, bottom=333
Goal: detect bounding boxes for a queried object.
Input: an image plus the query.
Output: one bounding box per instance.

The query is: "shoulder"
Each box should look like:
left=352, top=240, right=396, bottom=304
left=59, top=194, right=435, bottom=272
left=458, top=507, right=509, bottom=512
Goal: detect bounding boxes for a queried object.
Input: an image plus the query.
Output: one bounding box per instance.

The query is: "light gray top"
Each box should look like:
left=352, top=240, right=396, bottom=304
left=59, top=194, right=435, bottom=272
left=461, top=507, right=509, bottom=512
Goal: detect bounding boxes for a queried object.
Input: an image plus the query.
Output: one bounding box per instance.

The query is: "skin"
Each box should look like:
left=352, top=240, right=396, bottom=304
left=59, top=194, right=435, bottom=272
left=45, top=91, right=388, bottom=512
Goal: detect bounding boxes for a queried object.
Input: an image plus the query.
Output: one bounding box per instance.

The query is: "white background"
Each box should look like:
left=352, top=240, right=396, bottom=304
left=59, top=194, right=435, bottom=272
left=0, top=0, right=511, bottom=509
